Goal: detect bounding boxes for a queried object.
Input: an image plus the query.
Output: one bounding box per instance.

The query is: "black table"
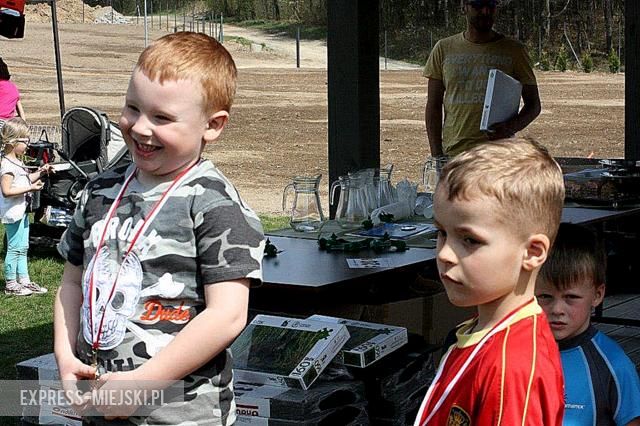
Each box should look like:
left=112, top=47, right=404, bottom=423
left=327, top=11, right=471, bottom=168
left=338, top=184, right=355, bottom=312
left=561, top=206, right=640, bottom=225
left=262, top=236, right=436, bottom=289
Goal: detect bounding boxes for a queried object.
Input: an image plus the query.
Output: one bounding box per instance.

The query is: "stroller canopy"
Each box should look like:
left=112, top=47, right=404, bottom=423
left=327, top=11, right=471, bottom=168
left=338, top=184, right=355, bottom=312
left=61, top=106, right=127, bottom=171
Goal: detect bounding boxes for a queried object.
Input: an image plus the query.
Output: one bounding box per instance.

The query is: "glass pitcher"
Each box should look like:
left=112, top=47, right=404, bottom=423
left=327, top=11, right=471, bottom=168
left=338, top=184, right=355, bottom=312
left=422, top=157, right=447, bottom=193
left=282, top=175, right=325, bottom=232
left=377, top=174, right=396, bottom=207
left=330, top=174, right=369, bottom=229
left=349, top=169, right=378, bottom=213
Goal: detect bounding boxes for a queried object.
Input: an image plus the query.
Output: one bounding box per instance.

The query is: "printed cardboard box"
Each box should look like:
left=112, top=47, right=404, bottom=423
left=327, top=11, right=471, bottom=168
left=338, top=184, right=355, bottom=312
left=231, top=315, right=350, bottom=390
left=234, top=380, right=365, bottom=421
left=16, top=353, right=61, bottom=386
left=20, top=385, right=82, bottom=426
left=350, top=334, right=436, bottom=403
left=306, top=315, right=407, bottom=368
left=235, top=403, right=369, bottom=425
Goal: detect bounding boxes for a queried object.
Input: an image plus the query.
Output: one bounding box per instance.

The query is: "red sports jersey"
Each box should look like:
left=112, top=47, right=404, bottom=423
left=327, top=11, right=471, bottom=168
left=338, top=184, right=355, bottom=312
left=414, top=299, right=564, bottom=426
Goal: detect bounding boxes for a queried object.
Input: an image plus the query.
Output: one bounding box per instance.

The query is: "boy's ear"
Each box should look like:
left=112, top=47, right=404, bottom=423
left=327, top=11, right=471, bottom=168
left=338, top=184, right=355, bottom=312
left=593, top=283, right=606, bottom=307
left=522, top=233, right=550, bottom=272
left=203, top=110, right=229, bottom=143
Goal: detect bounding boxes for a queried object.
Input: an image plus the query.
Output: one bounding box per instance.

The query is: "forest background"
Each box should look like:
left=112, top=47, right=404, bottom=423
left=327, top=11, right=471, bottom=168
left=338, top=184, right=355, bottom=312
left=79, top=0, right=627, bottom=72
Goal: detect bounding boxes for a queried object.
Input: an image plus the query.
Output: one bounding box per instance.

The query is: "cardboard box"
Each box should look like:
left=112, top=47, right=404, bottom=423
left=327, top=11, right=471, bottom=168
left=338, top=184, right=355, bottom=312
left=306, top=315, right=407, bottom=368
left=16, top=353, right=61, bottom=386
left=350, top=334, right=436, bottom=403
left=21, top=385, right=82, bottom=426
left=235, top=403, right=369, bottom=425
left=234, top=380, right=365, bottom=420
left=231, top=315, right=350, bottom=390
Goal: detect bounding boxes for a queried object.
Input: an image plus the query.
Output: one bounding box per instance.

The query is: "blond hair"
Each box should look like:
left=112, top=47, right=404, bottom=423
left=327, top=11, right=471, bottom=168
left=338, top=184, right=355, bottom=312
left=136, top=32, right=237, bottom=115
left=1, top=117, right=29, bottom=154
left=438, top=138, right=565, bottom=243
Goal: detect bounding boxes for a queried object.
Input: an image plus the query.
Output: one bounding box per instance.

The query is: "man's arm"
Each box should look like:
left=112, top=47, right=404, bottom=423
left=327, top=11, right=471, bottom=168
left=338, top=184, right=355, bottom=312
left=425, top=78, right=446, bottom=158
left=488, top=84, right=541, bottom=140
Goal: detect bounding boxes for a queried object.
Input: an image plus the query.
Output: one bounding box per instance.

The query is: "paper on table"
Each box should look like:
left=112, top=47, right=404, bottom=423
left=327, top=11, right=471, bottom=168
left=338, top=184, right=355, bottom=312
left=346, top=258, right=393, bottom=269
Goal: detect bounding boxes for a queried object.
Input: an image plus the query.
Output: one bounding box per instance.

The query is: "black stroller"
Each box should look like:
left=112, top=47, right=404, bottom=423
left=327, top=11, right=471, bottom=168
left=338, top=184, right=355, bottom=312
left=27, top=107, right=131, bottom=247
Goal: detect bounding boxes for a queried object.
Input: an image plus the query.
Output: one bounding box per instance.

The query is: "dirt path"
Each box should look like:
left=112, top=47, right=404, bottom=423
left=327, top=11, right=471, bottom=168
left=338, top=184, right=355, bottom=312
left=223, top=24, right=422, bottom=70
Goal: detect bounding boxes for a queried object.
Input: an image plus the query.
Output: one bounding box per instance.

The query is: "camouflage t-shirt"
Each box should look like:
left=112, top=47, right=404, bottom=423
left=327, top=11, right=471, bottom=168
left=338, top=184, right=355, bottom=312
left=58, top=160, right=265, bottom=425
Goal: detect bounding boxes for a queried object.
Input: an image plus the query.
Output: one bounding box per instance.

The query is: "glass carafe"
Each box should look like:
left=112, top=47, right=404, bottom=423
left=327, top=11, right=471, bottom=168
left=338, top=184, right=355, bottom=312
left=377, top=174, right=396, bottom=207
left=422, top=157, right=447, bottom=193
left=350, top=169, right=378, bottom=213
left=330, top=174, right=369, bottom=229
left=282, top=175, right=325, bottom=232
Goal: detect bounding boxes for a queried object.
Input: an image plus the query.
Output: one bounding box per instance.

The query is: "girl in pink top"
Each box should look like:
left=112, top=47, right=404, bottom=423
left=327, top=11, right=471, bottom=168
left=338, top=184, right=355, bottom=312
left=0, top=58, right=25, bottom=122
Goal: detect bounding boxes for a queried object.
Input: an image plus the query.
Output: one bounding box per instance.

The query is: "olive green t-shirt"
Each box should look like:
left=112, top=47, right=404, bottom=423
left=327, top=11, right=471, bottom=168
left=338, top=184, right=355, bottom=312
left=424, top=32, right=537, bottom=156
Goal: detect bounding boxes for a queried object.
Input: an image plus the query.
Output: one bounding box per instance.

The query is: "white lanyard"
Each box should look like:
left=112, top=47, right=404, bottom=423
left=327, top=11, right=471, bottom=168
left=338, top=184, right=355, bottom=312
left=415, top=300, right=533, bottom=426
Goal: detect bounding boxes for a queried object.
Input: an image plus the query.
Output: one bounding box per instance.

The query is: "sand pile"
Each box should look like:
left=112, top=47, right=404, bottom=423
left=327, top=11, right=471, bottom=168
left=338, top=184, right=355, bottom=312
left=93, top=6, right=131, bottom=23
left=25, top=0, right=102, bottom=23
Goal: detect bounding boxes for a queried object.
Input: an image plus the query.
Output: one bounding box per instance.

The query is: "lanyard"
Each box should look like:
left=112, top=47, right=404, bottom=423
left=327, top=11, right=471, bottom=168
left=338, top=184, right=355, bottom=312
left=88, top=161, right=199, bottom=352
left=416, top=299, right=535, bottom=426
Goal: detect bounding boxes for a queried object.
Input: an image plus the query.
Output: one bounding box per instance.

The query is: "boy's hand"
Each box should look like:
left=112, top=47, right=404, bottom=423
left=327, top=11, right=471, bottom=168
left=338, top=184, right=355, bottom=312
left=57, top=356, right=96, bottom=414
left=94, top=370, right=144, bottom=419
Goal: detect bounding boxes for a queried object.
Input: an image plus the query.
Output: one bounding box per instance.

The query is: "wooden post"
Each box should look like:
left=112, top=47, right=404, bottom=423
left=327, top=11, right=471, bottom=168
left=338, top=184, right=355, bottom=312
left=627, top=0, right=640, bottom=160
left=327, top=0, right=380, bottom=218
left=296, top=26, right=300, bottom=68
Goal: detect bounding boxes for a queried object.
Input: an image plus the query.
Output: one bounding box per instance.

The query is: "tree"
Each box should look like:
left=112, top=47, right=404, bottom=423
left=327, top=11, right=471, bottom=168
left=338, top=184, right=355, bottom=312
left=604, top=0, right=613, bottom=53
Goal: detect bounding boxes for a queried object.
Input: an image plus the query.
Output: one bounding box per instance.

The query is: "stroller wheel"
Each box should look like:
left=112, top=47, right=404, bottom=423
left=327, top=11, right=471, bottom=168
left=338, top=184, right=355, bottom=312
left=68, top=180, right=86, bottom=203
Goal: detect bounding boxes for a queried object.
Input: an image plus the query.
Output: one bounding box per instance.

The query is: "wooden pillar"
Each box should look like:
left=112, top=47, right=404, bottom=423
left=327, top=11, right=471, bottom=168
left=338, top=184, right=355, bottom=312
left=626, top=0, right=640, bottom=160
left=327, top=0, right=380, bottom=217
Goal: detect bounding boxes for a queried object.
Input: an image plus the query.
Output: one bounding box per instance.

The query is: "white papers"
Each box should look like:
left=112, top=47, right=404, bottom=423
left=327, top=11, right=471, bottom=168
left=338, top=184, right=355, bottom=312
left=480, top=69, right=522, bottom=131
left=50, top=163, right=72, bottom=172
left=346, top=258, right=393, bottom=269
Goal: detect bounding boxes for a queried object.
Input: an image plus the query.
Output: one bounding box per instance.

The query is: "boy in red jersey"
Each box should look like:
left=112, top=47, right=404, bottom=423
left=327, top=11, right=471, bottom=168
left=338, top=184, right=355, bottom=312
left=414, top=138, right=565, bottom=426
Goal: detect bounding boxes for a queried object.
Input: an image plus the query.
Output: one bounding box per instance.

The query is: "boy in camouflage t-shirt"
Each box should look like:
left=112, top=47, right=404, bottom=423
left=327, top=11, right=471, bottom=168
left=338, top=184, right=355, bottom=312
left=54, top=32, right=265, bottom=425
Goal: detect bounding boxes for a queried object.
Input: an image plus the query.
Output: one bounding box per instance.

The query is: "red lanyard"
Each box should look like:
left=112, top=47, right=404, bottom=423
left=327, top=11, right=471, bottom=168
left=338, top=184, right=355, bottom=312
left=88, top=162, right=198, bottom=351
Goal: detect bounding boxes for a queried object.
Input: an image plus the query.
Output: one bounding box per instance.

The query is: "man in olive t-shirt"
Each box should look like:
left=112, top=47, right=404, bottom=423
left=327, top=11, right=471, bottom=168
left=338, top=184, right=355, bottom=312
left=424, top=0, right=541, bottom=157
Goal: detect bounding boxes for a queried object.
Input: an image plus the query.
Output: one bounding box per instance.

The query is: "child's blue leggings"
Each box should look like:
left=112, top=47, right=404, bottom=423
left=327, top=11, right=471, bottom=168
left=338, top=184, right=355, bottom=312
left=4, top=215, right=30, bottom=281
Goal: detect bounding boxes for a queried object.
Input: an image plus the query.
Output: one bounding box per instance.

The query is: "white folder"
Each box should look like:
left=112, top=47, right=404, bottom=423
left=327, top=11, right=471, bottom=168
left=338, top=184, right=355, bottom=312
left=480, top=68, right=523, bottom=131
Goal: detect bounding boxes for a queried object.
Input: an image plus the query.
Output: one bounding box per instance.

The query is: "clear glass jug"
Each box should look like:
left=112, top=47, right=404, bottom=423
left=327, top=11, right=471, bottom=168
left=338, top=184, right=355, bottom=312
left=330, top=174, right=369, bottom=228
left=282, top=175, right=325, bottom=232
left=422, top=157, right=447, bottom=193
left=349, top=169, right=378, bottom=213
left=377, top=174, right=396, bottom=207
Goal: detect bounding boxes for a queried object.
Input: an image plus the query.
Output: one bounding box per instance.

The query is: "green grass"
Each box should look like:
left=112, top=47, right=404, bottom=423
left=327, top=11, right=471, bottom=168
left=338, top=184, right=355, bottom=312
left=225, top=35, right=255, bottom=47
left=260, top=214, right=289, bottom=231
left=0, top=215, right=289, bottom=381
